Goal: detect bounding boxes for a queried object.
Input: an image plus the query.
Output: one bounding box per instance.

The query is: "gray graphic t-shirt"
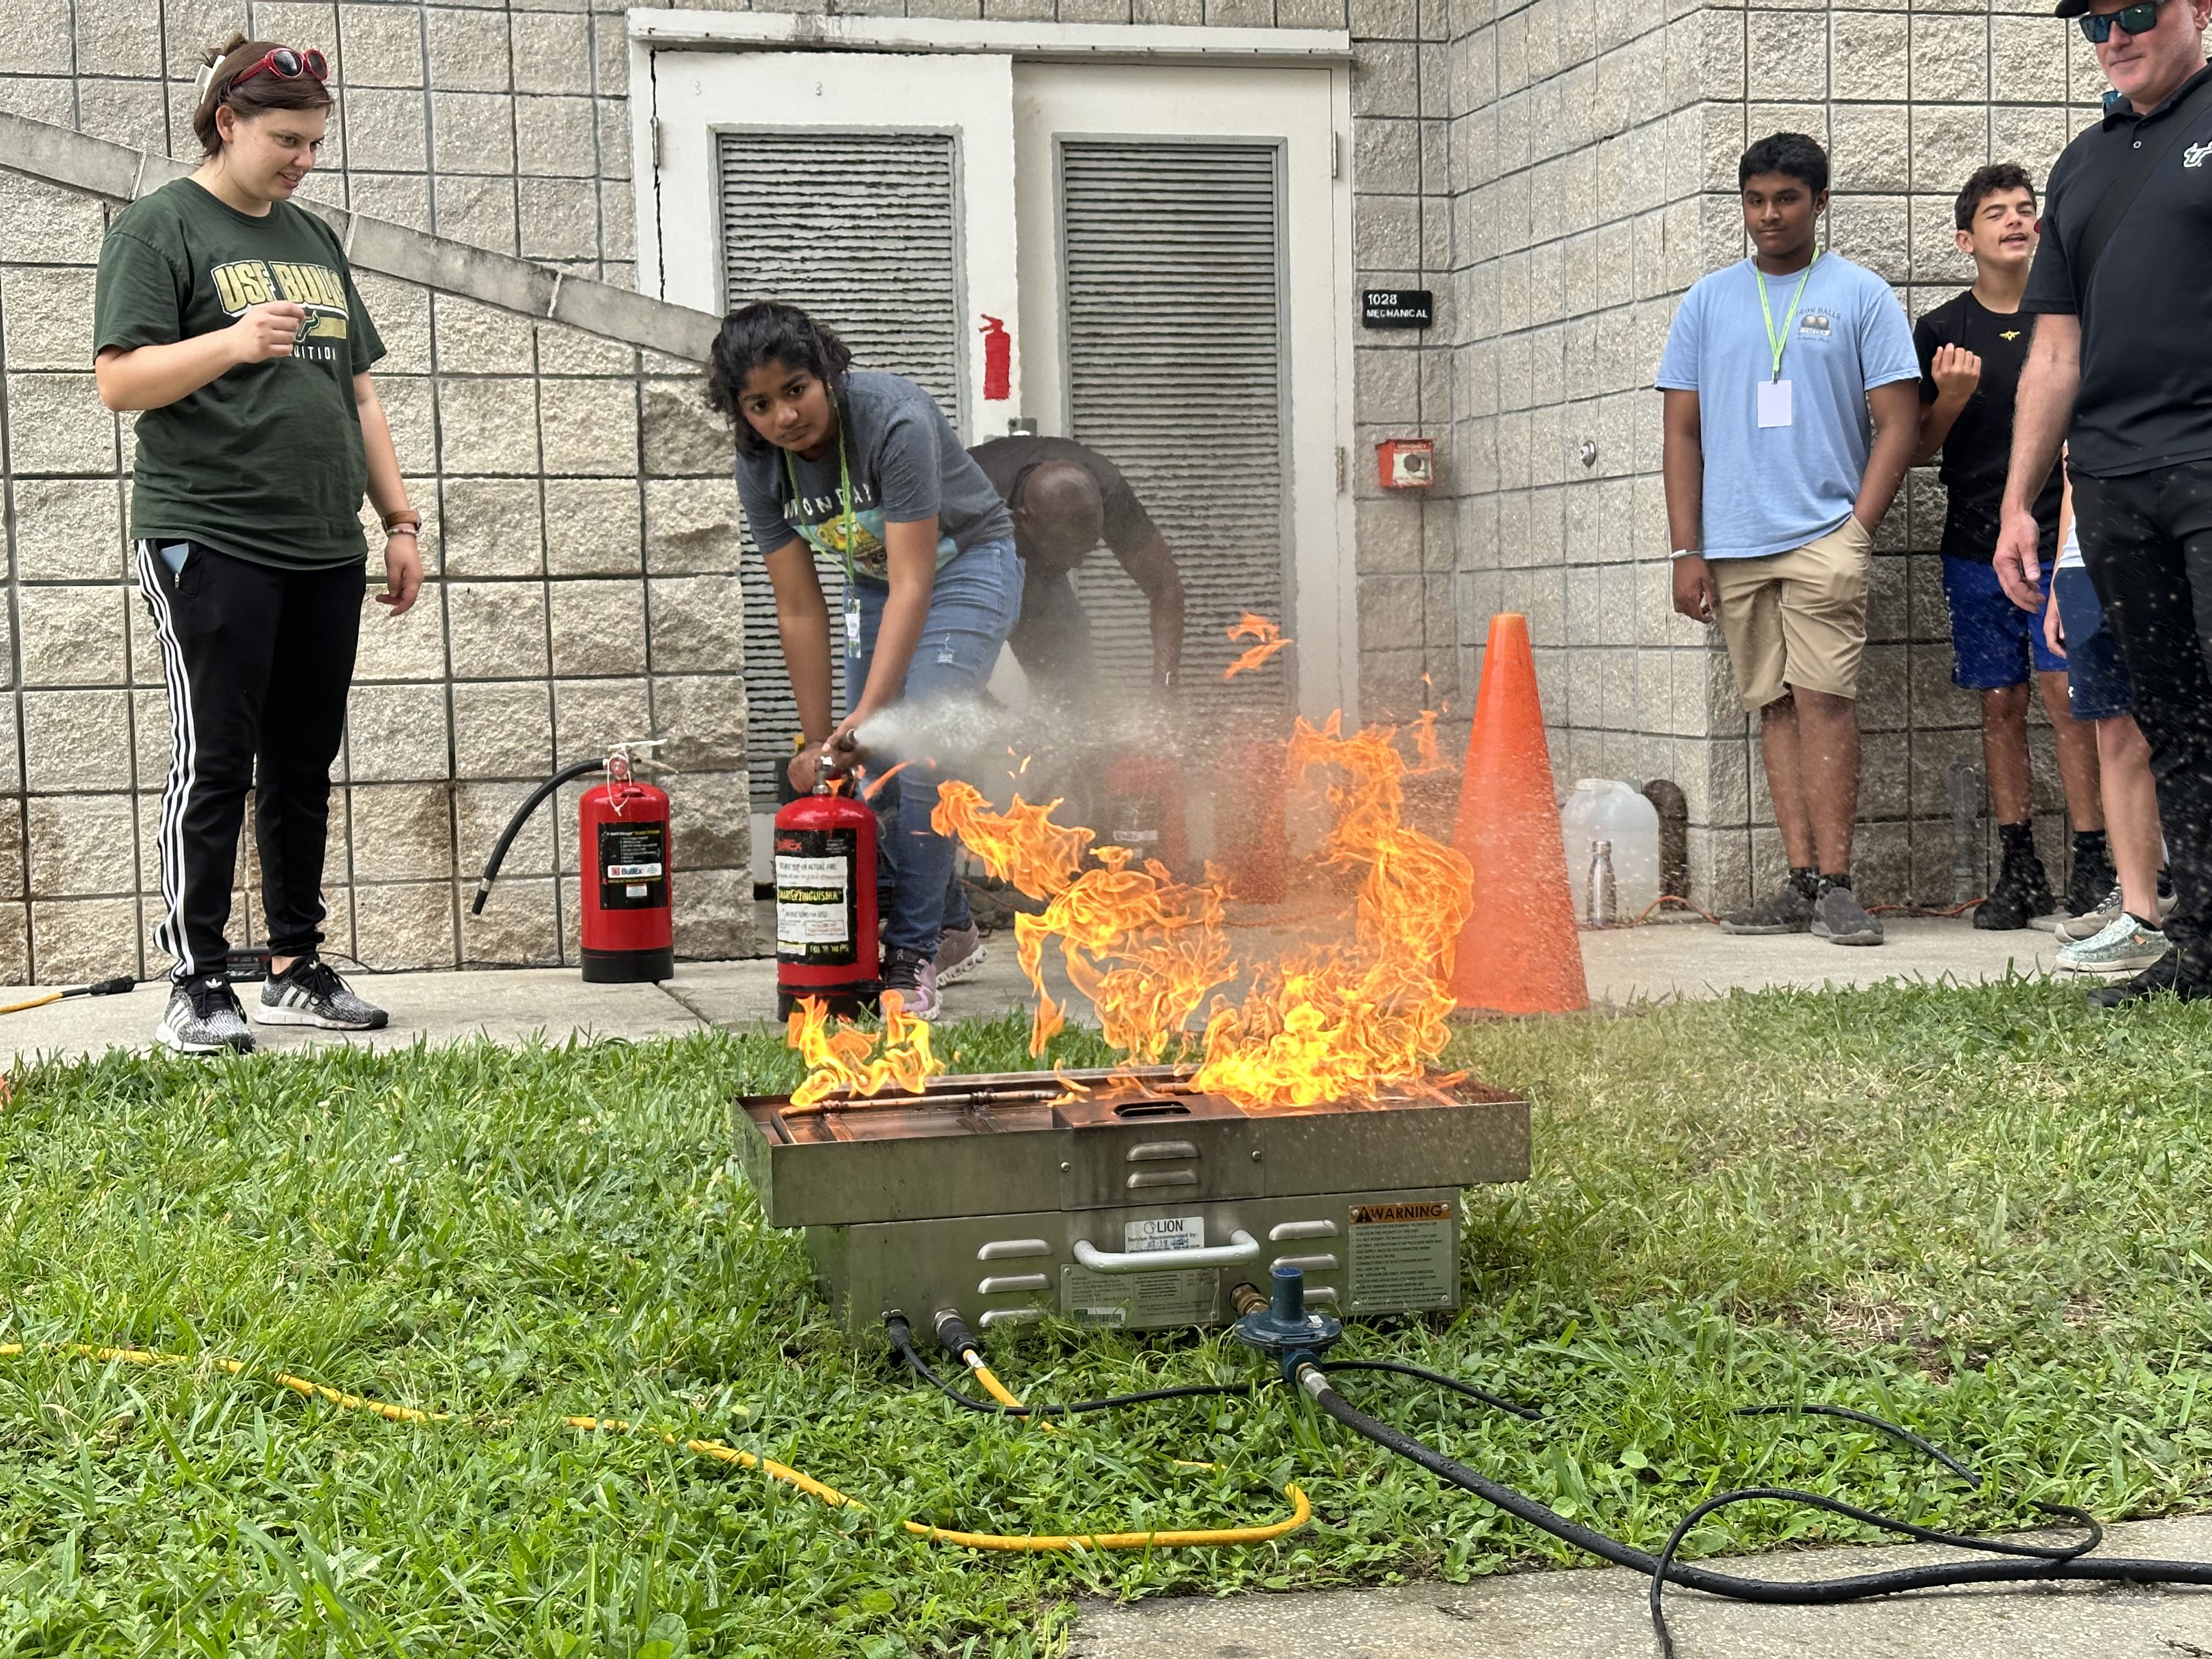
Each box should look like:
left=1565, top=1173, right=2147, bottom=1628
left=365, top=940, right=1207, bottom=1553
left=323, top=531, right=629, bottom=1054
left=735, top=371, right=1013, bottom=579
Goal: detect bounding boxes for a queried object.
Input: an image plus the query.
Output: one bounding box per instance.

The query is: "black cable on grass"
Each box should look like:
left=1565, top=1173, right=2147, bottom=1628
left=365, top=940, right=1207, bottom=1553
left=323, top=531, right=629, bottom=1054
left=1323, top=1357, right=1543, bottom=1421
left=1735, top=1401, right=1980, bottom=1486
left=1646, top=1488, right=2101, bottom=1659
left=884, top=1317, right=1265, bottom=1417
left=1303, top=1366, right=2212, bottom=1659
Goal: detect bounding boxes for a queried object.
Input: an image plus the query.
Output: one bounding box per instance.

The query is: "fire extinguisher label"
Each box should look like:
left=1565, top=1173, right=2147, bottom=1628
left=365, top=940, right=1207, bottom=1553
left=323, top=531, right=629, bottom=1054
left=597, top=823, right=668, bottom=911
left=776, top=830, right=857, bottom=962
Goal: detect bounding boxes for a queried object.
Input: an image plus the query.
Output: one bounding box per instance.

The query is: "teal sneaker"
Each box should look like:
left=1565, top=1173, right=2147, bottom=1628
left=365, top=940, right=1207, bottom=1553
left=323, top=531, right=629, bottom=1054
left=2057, top=913, right=2171, bottom=976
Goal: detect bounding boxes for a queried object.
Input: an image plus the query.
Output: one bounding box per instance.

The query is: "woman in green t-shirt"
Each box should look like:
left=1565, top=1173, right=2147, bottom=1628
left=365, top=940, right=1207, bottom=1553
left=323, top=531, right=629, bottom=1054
left=94, top=34, right=422, bottom=1055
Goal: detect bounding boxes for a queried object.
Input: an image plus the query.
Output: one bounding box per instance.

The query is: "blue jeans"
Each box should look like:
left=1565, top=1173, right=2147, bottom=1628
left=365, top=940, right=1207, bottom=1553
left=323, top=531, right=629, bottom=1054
left=850, top=536, right=1023, bottom=956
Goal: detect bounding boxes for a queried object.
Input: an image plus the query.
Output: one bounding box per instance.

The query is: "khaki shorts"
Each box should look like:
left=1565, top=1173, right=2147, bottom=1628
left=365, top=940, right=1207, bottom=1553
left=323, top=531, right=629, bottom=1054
left=1709, top=518, right=1872, bottom=710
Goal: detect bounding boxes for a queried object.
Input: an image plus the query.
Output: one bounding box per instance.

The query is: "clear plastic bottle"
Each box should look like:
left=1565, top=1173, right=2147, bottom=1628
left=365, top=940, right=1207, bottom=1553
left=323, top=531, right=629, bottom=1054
left=1560, top=780, right=1660, bottom=922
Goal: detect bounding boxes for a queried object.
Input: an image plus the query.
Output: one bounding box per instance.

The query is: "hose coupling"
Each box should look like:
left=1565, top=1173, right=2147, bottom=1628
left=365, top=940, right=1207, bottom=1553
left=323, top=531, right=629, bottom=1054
left=932, top=1308, right=983, bottom=1365
left=1229, top=1281, right=1268, bottom=1318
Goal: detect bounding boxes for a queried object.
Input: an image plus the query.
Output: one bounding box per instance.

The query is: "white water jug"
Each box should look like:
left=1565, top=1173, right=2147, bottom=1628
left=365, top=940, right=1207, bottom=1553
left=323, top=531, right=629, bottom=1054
left=1560, top=780, right=1660, bottom=923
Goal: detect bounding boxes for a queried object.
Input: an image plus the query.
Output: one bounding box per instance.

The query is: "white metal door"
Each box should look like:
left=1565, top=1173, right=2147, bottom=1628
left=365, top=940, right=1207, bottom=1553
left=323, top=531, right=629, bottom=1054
left=644, top=50, right=1019, bottom=436
left=1012, top=64, right=1348, bottom=723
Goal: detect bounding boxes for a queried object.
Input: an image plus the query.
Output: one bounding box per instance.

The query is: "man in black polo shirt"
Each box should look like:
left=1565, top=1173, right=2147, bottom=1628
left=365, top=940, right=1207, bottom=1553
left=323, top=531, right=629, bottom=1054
left=1997, top=0, right=2212, bottom=1006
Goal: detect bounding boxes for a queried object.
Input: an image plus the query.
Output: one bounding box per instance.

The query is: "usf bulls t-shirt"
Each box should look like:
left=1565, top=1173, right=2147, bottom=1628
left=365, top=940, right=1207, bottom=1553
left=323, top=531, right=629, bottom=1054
left=94, top=178, right=386, bottom=570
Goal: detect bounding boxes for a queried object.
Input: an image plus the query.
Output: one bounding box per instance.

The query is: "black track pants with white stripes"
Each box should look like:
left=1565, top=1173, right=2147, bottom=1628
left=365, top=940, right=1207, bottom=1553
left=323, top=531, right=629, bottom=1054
left=136, top=540, right=365, bottom=979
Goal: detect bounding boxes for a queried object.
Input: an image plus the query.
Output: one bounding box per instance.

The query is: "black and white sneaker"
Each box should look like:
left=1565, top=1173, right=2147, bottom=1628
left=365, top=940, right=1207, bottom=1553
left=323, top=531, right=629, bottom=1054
left=155, top=975, right=256, bottom=1055
left=253, top=956, right=388, bottom=1031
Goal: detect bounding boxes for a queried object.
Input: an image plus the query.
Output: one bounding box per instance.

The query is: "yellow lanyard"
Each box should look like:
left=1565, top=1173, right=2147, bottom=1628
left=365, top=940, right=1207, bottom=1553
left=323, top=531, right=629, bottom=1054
left=1757, top=253, right=1819, bottom=382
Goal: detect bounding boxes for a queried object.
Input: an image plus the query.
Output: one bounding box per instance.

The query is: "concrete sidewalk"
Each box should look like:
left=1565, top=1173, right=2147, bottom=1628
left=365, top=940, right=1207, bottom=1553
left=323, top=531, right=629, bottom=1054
left=0, top=914, right=2072, bottom=1065
left=1072, top=1513, right=2212, bottom=1658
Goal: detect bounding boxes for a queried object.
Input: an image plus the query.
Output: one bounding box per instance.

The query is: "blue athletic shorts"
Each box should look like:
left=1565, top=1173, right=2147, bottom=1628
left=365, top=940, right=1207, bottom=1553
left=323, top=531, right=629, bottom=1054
left=1940, top=554, right=2064, bottom=689
left=2053, top=566, right=2134, bottom=721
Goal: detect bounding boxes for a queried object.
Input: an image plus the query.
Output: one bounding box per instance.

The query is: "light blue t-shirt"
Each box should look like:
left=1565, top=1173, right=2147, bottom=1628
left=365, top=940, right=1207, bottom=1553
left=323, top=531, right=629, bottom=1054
left=1655, top=254, right=1919, bottom=561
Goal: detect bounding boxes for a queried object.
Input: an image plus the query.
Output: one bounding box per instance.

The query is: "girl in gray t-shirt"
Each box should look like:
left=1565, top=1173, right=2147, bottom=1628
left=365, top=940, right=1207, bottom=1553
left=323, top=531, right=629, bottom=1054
left=714, top=301, right=1020, bottom=1017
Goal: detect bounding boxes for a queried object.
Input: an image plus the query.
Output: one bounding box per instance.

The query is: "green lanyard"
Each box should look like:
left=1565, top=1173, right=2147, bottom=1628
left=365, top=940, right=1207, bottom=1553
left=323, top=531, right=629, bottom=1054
left=1756, top=253, right=1820, bottom=382
left=781, top=394, right=861, bottom=590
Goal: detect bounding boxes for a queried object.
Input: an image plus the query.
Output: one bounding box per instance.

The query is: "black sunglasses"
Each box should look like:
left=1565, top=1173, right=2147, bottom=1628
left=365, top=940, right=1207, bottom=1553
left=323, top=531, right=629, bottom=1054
left=2080, top=0, right=2168, bottom=43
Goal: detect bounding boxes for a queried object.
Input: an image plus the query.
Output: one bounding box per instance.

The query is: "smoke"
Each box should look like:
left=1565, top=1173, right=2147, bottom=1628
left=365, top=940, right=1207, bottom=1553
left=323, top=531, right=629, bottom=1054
left=851, top=691, right=1187, bottom=801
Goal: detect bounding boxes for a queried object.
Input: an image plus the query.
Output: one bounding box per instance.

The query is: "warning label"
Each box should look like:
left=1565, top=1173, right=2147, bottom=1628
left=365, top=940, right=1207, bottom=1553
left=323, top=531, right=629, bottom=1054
left=775, top=831, right=859, bottom=964
left=596, top=823, right=667, bottom=911
left=1348, top=1200, right=1456, bottom=1312
left=1060, top=1263, right=1217, bottom=1327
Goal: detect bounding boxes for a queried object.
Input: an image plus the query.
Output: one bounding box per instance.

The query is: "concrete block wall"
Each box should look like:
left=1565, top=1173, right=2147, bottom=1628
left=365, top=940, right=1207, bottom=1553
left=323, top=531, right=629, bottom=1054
left=1443, top=0, right=2109, bottom=907
left=0, top=150, right=746, bottom=984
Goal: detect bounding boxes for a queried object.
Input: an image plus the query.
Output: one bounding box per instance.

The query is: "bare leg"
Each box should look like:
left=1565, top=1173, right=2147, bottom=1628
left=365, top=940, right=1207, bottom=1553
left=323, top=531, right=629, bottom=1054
left=1792, top=687, right=1861, bottom=876
left=1758, top=694, right=1819, bottom=871
left=2037, top=669, right=2104, bottom=832
left=1980, top=684, right=2033, bottom=824
left=2097, top=713, right=2164, bottom=922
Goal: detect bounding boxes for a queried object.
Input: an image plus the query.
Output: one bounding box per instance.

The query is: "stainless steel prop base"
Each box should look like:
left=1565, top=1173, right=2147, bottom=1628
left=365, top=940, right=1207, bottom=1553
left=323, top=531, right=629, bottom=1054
left=733, top=1068, right=1530, bottom=1344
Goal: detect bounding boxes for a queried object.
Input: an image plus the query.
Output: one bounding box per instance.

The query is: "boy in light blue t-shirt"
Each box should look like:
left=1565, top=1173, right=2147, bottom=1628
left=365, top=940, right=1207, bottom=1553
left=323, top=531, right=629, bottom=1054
left=1657, top=132, right=1921, bottom=947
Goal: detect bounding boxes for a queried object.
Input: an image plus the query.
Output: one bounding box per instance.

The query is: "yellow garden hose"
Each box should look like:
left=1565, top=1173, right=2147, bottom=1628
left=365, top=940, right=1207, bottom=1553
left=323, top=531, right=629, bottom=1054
left=955, top=1353, right=1310, bottom=1545
left=1, top=1340, right=1310, bottom=1552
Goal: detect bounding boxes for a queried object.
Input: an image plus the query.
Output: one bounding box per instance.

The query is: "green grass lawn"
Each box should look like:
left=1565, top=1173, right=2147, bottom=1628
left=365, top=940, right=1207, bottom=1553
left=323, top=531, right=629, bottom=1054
left=4, top=980, right=2212, bottom=1655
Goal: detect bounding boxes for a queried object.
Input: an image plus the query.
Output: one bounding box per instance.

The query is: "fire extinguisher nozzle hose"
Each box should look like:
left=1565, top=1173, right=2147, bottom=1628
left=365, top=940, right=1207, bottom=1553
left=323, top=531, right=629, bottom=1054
left=473, top=759, right=605, bottom=913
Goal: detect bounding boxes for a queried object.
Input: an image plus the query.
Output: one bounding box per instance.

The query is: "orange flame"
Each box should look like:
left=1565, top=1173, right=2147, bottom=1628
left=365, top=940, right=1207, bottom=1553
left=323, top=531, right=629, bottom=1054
left=933, top=787, right=1235, bottom=1059
left=929, top=713, right=1471, bottom=1106
left=786, top=992, right=944, bottom=1108
left=1189, top=714, right=1472, bottom=1105
left=1223, top=614, right=1293, bottom=681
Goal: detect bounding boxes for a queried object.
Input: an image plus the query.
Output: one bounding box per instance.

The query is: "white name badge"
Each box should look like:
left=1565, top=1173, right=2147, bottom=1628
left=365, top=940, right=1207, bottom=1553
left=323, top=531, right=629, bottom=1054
left=1757, top=379, right=1793, bottom=428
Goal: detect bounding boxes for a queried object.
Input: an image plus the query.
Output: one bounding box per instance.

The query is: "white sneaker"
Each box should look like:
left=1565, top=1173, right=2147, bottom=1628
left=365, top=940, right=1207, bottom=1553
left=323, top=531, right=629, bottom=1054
left=2058, top=913, right=2172, bottom=976
left=2056, top=883, right=2123, bottom=941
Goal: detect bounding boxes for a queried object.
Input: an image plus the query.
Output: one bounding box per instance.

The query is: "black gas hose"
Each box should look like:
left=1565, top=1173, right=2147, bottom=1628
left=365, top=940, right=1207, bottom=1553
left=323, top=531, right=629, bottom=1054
left=470, top=759, right=603, bottom=916
left=1299, top=1363, right=2212, bottom=1656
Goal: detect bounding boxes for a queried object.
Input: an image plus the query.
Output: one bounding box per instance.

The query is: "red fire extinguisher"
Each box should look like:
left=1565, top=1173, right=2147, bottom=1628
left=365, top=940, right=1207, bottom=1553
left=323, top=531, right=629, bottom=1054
left=1101, top=748, right=1188, bottom=877
left=774, top=754, right=881, bottom=1019
left=471, top=741, right=674, bottom=983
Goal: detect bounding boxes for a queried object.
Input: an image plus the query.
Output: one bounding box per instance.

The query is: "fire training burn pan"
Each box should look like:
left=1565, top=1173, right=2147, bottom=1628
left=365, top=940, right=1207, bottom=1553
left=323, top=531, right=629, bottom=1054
left=730, top=1066, right=1530, bottom=1341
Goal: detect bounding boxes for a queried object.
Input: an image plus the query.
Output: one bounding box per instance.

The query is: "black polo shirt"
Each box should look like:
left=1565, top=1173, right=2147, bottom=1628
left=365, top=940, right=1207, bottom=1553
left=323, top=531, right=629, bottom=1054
left=2023, top=62, right=2212, bottom=477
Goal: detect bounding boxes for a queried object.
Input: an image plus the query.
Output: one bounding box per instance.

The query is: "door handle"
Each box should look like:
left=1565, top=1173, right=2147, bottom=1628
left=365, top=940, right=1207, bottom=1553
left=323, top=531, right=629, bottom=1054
left=1070, top=1231, right=1260, bottom=1273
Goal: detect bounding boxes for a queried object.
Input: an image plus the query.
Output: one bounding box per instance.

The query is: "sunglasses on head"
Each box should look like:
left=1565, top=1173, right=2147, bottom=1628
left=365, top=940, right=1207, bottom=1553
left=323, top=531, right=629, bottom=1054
left=228, top=46, right=329, bottom=89
left=2079, top=0, right=2168, bottom=42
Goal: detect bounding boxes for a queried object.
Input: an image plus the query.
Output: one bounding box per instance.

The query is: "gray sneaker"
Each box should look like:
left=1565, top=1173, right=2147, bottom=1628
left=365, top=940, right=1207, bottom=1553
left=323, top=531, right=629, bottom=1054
left=255, top=956, right=388, bottom=1030
left=2057, top=913, right=2172, bottom=975
left=1719, top=880, right=1816, bottom=935
left=155, top=975, right=256, bottom=1054
left=2056, top=883, right=2124, bottom=941
left=932, top=921, right=990, bottom=986
left=1810, top=881, right=1884, bottom=946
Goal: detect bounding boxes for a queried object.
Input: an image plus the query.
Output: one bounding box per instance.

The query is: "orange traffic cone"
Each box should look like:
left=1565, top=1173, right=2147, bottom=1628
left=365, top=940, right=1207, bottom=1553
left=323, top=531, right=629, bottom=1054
left=1448, top=613, right=1588, bottom=1014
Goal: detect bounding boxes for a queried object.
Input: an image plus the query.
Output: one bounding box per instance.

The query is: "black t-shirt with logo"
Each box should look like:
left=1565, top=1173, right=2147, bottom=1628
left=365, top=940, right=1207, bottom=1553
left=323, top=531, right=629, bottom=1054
left=93, top=178, right=386, bottom=570
left=1912, top=291, right=2062, bottom=561
left=969, top=436, right=1160, bottom=559
left=2022, top=61, right=2212, bottom=477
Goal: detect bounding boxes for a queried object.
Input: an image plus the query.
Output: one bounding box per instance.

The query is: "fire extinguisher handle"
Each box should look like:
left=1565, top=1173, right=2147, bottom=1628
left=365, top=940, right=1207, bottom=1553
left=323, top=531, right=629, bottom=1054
left=472, top=757, right=606, bottom=913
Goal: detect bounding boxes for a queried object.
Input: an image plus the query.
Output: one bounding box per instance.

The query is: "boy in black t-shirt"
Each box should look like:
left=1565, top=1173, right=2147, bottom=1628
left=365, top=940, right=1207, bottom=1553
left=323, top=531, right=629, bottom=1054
left=1912, top=163, right=2109, bottom=928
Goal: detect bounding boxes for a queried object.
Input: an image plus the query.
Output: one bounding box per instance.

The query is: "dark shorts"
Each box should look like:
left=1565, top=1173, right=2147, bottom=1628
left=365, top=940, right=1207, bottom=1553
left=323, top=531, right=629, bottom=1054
left=1940, top=554, right=2064, bottom=689
left=2053, top=566, right=2134, bottom=721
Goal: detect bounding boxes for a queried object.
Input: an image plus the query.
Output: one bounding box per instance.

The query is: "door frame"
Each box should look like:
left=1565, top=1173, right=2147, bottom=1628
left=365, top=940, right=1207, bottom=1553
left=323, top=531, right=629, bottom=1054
left=628, top=12, right=1360, bottom=724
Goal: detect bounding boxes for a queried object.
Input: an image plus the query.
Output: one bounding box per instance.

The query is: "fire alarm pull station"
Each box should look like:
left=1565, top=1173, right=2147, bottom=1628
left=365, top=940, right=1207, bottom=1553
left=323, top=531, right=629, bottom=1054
left=1377, top=438, right=1435, bottom=489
